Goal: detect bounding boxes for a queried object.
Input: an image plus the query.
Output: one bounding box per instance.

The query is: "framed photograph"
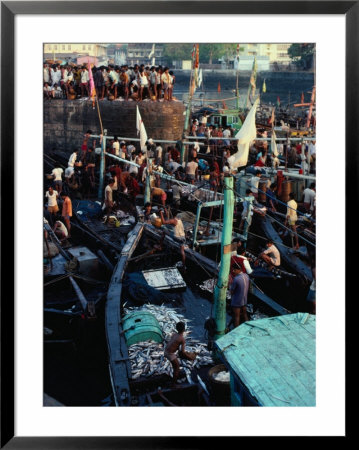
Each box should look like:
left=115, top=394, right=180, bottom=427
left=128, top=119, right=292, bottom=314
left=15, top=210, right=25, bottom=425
left=1, top=1, right=350, bottom=447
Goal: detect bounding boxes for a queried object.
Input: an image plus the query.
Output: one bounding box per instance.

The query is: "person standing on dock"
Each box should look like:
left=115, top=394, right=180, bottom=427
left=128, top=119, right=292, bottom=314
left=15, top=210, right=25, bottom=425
left=104, top=178, right=115, bottom=220
left=284, top=192, right=300, bottom=250
left=230, top=265, right=250, bottom=328
left=60, top=192, right=72, bottom=237
left=80, top=66, right=89, bottom=98
left=45, top=186, right=59, bottom=217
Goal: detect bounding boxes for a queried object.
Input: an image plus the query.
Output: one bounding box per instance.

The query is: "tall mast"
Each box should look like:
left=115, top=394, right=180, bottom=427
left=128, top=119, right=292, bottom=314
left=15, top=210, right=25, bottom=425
left=181, top=44, right=197, bottom=165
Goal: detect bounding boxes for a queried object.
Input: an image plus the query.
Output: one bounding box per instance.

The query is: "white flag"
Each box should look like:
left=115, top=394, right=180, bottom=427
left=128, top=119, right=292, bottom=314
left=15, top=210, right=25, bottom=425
left=271, top=130, right=278, bottom=156
left=228, top=98, right=259, bottom=169
left=198, top=69, right=203, bottom=88
left=148, top=44, right=155, bottom=59
left=136, top=106, right=148, bottom=151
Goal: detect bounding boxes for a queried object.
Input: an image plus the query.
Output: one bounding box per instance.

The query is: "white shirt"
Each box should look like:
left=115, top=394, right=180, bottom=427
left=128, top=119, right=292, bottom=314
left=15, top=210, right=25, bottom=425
left=169, top=161, right=181, bottom=172
left=51, top=168, right=63, bottom=181
left=109, top=70, right=119, bottom=84
left=68, top=152, right=77, bottom=168
left=303, top=188, right=316, bottom=210
left=223, top=129, right=231, bottom=138
left=46, top=190, right=58, bottom=207
left=112, top=141, right=120, bottom=156
left=263, top=245, right=281, bottom=266
left=250, top=176, right=261, bottom=194
left=155, top=146, right=163, bottom=160
left=65, top=72, right=73, bottom=83
left=55, top=220, right=68, bottom=237
left=81, top=70, right=89, bottom=83
left=139, top=73, right=148, bottom=86
left=51, top=69, right=61, bottom=85
left=309, top=143, right=316, bottom=155
left=200, top=116, right=207, bottom=124
left=287, top=199, right=298, bottom=221
left=65, top=167, right=74, bottom=178
left=60, top=69, right=68, bottom=82
left=43, top=68, right=50, bottom=83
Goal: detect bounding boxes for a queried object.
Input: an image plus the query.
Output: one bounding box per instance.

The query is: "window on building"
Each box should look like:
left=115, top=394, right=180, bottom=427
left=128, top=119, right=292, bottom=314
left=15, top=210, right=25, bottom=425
left=88, top=45, right=91, bottom=51
left=48, top=45, right=52, bottom=51
left=62, top=45, right=65, bottom=50
left=82, top=45, right=86, bottom=50
left=54, top=45, right=57, bottom=50
left=68, top=45, right=71, bottom=51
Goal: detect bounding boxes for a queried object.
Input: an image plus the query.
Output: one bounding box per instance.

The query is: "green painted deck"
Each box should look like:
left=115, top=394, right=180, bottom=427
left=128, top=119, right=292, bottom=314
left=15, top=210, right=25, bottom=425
left=215, top=313, right=316, bottom=406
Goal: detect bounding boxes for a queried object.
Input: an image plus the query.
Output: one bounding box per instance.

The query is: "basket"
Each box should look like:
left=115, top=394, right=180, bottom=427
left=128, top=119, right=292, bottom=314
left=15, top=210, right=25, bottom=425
left=207, top=364, right=231, bottom=406
left=151, top=217, right=162, bottom=228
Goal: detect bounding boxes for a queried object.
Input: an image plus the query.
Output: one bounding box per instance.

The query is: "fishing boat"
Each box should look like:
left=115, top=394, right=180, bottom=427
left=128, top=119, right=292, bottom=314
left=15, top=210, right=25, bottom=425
left=71, top=197, right=137, bottom=259
left=105, top=217, right=289, bottom=407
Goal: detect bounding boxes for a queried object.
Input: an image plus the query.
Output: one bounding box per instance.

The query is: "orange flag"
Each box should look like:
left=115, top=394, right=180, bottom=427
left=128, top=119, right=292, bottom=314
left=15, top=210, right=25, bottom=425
left=301, top=92, right=304, bottom=103
left=218, top=81, right=221, bottom=93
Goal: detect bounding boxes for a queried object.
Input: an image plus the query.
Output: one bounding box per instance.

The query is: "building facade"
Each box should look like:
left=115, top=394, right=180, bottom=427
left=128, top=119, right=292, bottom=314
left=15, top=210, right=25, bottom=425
left=126, top=43, right=165, bottom=66
left=43, top=43, right=108, bottom=59
left=240, top=43, right=292, bottom=64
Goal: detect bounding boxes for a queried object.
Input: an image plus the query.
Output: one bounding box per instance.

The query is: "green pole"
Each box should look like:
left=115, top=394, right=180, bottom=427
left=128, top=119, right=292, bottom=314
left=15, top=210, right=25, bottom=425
left=144, top=167, right=151, bottom=205
left=213, top=176, right=235, bottom=340
left=98, top=135, right=106, bottom=200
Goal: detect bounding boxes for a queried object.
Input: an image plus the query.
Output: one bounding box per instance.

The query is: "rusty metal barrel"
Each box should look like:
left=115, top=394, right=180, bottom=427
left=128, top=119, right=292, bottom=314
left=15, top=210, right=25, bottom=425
left=279, top=180, right=292, bottom=203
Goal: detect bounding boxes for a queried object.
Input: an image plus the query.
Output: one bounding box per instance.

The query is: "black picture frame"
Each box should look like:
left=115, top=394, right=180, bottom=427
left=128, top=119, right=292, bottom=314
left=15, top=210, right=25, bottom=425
left=1, top=1, right=351, bottom=447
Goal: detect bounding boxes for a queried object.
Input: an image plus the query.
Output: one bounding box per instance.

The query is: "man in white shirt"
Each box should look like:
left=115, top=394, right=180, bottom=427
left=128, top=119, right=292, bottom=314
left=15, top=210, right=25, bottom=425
left=80, top=67, right=89, bottom=98
left=109, top=66, right=119, bottom=99
left=50, top=66, right=61, bottom=87
left=250, top=171, right=262, bottom=197
left=258, top=240, right=281, bottom=268
left=43, top=64, right=50, bottom=83
left=68, top=149, right=78, bottom=168
left=45, top=186, right=59, bottom=215
left=303, top=183, right=316, bottom=213
left=223, top=127, right=231, bottom=146
left=53, top=220, right=69, bottom=241
left=186, top=158, right=198, bottom=184
left=51, top=162, right=63, bottom=194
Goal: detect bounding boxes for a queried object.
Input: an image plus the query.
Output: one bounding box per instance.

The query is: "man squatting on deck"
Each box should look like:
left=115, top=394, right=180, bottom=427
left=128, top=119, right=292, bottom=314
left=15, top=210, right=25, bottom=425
left=164, top=322, right=196, bottom=385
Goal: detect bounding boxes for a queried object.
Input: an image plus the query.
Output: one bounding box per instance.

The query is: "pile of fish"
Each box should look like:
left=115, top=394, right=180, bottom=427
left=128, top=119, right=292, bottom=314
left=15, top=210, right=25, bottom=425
left=199, top=279, right=231, bottom=300
left=124, top=304, right=214, bottom=380
left=212, top=371, right=230, bottom=383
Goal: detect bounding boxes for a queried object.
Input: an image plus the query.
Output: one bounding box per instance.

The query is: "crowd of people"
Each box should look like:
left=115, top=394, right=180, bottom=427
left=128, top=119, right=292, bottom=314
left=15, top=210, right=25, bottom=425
left=43, top=63, right=176, bottom=102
